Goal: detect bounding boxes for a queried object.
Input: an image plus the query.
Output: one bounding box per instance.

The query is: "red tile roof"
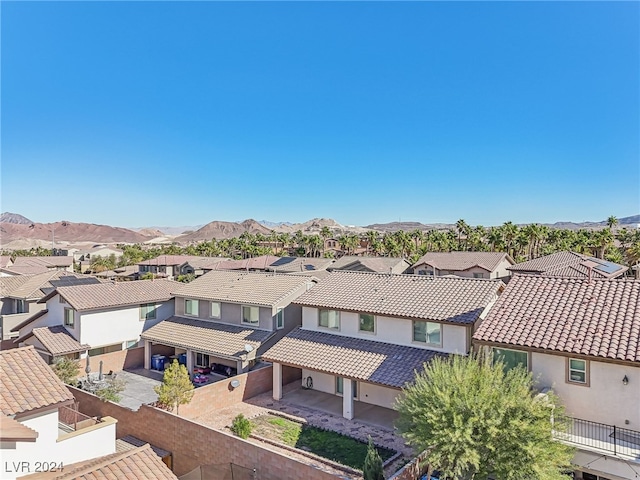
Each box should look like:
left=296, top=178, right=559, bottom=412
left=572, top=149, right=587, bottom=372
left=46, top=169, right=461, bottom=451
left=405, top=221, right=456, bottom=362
left=507, top=251, right=627, bottom=279
left=15, top=326, right=90, bottom=356
left=473, top=275, right=640, bottom=363
left=411, top=252, right=513, bottom=272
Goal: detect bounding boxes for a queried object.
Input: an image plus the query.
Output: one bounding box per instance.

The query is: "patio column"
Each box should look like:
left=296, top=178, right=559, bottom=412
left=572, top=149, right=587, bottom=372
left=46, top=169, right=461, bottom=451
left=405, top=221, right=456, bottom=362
left=273, top=362, right=283, bottom=401
left=343, top=379, right=354, bottom=420
left=186, top=349, right=194, bottom=375
left=144, top=340, right=151, bottom=370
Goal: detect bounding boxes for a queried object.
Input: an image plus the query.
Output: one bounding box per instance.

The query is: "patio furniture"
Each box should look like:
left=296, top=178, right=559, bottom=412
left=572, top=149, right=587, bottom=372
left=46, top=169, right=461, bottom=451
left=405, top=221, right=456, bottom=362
left=193, top=366, right=211, bottom=375
left=193, top=374, right=208, bottom=384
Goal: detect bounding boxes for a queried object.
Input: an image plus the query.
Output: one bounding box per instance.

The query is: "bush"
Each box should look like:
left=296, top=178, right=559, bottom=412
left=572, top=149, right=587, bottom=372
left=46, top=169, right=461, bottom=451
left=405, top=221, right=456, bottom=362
left=95, top=377, right=127, bottom=403
left=363, top=436, right=385, bottom=480
left=231, top=414, right=253, bottom=439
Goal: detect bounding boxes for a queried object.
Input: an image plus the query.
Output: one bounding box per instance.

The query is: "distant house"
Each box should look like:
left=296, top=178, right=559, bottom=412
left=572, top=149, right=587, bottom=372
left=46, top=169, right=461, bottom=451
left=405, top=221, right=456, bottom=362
left=94, top=264, right=141, bottom=281
left=208, top=255, right=282, bottom=272
left=13, top=279, right=177, bottom=363
left=327, top=255, right=410, bottom=274
left=138, top=255, right=228, bottom=280
left=266, top=256, right=334, bottom=274
left=9, top=256, right=75, bottom=274
left=473, top=275, right=640, bottom=480
left=507, top=251, right=628, bottom=279
left=0, top=346, right=118, bottom=480
left=141, top=270, right=317, bottom=376
left=263, top=271, right=504, bottom=421
left=73, top=246, right=123, bottom=273
left=0, top=271, right=103, bottom=342
left=411, top=252, right=514, bottom=280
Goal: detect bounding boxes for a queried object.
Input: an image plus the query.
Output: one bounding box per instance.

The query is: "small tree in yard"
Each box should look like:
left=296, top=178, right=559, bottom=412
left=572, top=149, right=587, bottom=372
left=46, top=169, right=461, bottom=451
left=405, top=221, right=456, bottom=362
left=363, top=436, right=384, bottom=480
left=230, top=414, right=252, bottom=439
left=154, top=360, right=194, bottom=414
left=395, top=353, right=574, bottom=480
left=95, top=377, right=127, bottom=403
left=52, top=357, right=80, bottom=386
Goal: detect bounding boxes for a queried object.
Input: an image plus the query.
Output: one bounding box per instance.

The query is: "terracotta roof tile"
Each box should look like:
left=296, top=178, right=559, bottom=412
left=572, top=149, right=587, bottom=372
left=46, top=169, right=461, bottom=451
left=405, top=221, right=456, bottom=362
left=293, top=271, right=504, bottom=324
left=21, top=444, right=178, bottom=480
left=46, top=279, right=177, bottom=311
left=263, top=327, right=447, bottom=388
left=173, top=270, right=315, bottom=307
left=3, top=271, right=104, bottom=300
left=23, top=326, right=90, bottom=356
left=116, top=435, right=171, bottom=458
left=473, top=275, right=640, bottom=363
left=12, top=256, right=74, bottom=268
left=411, top=252, right=513, bottom=272
left=328, top=256, right=410, bottom=274
left=267, top=256, right=334, bottom=273
left=141, top=316, right=272, bottom=357
left=0, top=346, right=74, bottom=415
left=0, top=415, right=38, bottom=442
left=507, top=251, right=627, bottom=279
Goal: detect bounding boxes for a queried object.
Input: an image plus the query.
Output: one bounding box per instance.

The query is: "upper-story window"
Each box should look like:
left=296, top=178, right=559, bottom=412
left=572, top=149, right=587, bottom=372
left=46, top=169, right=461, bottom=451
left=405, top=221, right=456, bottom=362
left=473, top=272, right=485, bottom=279
left=276, top=308, right=284, bottom=329
left=185, top=299, right=199, bottom=316
left=413, top=321, right=441, bottom=346
left=59, top=295, right=66, bottom=304
left=492, top=347, right=528, bottom=372
left=16, top=299, right=26, bottom=314
left=359, top=313, right=375, bottom=333
left=140, top=303, right=157, bottom=321
left=242, top=305, right=259, bottom=325
left=210, top=302, right=221, bottom=319
left=64, top=308, right=75, bottom=328
left=319, top=309, right=340, bottom=330
left=567, top=358, right=589, bottom=385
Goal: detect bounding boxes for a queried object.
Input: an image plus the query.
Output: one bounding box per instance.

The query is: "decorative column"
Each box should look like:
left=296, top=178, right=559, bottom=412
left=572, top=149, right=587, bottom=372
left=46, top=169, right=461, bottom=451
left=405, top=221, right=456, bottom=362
left=273, top=362, right=283, bottom=401
left=343, top=378, right=354, bottom=420
left=144, top=340, right=151, bottom=370
left=186, top=349, right=194, bottom=375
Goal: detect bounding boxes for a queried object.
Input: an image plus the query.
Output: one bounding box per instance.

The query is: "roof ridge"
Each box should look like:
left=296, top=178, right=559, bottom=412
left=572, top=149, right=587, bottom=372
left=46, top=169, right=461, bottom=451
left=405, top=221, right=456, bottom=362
left=55, top=444, right=154, bottom=479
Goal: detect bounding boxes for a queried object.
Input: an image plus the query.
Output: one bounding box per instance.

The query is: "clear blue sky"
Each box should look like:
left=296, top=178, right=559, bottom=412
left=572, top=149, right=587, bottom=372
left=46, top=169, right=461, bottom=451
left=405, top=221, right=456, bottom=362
left=2, top=1, right=638, bottom=228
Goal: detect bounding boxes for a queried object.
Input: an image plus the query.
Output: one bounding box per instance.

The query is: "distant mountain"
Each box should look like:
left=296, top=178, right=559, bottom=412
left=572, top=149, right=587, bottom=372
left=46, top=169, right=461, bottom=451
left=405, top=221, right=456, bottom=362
left=177, top=219, right=273, bottom=242
left=0, top=212, right=33, bottom=225
left=258, top=220, right=294, bottom=228
left=365, top=221, right=455, bottom=232
left=131, top=225, right=204, bottom=235
left=616, top=214, right=640, bottom=225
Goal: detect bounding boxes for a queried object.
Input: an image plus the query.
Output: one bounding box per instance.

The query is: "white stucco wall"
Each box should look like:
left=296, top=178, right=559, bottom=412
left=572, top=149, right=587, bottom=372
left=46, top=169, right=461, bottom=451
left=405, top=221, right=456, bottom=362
left=0, top=409, right=115, bottom=480
left=532, top=352, right=640, bottom=429
left=301, top=307, right=468, bottom=354
left=358, top=382, right=399, bottom=410
left=301, top=369, right=335, bottom=394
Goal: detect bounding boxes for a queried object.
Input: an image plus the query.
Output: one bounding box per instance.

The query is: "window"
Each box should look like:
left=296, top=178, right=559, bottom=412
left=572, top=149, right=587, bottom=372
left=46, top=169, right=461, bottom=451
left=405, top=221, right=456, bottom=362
left=568, top=358, right=588, bottom=385
left=210, top=302, right=221, bottom=318
left=276, top=308, right=284, bottom=329
left=242, top=305, right=259, bottom=325
left=359, top=313, right=375, bottom=333
left=140, top=303, right=157, bottom=321
left=185, top=299, right=199, bottom=316
left=413, top=321, right=441, bottom=346
left=195, top=352, right=209, bottom=367
left=88, top=343, right=122, bottom=356
left=64, top=308, right=75, bottom=327
left=16, top=299, right=26, bottom=314
left=417, top=270, right=427, bottom=275
left=336, top=377, right=357, bottom=398
left=126, top=340, right=138, bottom=349
left=492, top=348, right=528, bottom=372
left=59, top=295, right=66, bottom=303
left=319, top=309, right=340, bottom=329
left=473, top=272, right=485, bottom=279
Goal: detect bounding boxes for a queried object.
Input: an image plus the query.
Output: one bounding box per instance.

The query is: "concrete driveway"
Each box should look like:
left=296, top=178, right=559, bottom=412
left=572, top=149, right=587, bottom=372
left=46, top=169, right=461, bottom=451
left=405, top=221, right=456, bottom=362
left=115, top=369, right=162, bottom=411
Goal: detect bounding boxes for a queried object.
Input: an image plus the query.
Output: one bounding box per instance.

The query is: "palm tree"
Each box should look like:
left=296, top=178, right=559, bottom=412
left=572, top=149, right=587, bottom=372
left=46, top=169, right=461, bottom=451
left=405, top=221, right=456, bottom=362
left=366, top=230, right=379, bottom=256
left=607, top=215, right=618, bottom=230
left=320, top=226, right=332, bottom=257
left=455, top=219, right=468, bottom=250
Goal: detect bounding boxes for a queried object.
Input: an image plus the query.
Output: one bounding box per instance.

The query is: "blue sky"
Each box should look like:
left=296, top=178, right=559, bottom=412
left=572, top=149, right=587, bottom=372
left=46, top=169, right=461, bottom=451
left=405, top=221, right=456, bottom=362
left=2, top=1, right=638, bottom=228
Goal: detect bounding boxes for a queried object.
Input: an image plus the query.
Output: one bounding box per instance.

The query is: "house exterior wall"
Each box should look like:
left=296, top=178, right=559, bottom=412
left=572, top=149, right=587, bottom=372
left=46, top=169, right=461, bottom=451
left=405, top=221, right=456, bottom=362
left=301, top=369, right=335, bottom=395
left=175, top=297, right=274, bottom=331
left=301, top=307, right=468, bottom=354
left=358, top=382, right=399, bottom=410
left=0, top=409, right=116, bottom=480
left=531, top=352, right=640, bottom=429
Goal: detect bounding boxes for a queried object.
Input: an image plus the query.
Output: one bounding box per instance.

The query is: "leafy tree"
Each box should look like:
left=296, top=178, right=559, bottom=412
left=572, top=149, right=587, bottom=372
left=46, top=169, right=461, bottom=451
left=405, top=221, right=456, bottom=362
left=607, top=215, right=618, bottom=230
left=362, top=436, right=384, bottom=480
left=395, top=353, right=574, bottom=480
left=140, top=272, right=154, bottom=280
left=95, top=377, right=127, bottom=402
left=230, top=413, right=253, bottom=439
left=176, top=273, right=195, bottom=283
left=154, top=360, right=194, bottom=414
left=52, top=356, right=80, bottom=385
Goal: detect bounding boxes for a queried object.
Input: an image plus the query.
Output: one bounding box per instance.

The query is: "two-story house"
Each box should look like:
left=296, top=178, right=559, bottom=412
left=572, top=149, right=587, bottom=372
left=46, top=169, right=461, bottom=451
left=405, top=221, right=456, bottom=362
left=141, top=270, right=317, bottom=377
left=473, top=275, right=640, bottom=480
left=263, top=271, right=504, bottom=421
left=327, top=256, right=410, bottom=274
left=9, top=256, right=75, bottom=274
left=411, top=251, right=514, bottom=281
left=0, top=346, right=118, bottom=480
left=12, top=280, right=176, bottom=363
left=0, top=271, right=103, bottom=342
left=507, top=251, right=628, bottom=279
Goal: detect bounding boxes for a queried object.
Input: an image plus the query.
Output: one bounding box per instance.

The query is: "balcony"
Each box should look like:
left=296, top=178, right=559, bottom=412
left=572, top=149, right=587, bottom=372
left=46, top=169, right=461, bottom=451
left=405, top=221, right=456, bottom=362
left=58, top=405, right=100, bottom=435
left=555, top=417, right=640, bottom=462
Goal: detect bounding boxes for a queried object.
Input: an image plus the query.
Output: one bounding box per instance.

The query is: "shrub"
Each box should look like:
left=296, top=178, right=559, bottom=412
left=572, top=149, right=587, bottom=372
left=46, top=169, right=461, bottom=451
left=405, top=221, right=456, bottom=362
left=231, top=414, right=253, bottom=439
left=363, top=436, right=385, bottom=480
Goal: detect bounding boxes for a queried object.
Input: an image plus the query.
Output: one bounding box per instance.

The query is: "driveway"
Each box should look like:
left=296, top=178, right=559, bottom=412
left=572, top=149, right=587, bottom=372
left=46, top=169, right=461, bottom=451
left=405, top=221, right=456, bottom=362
left=116, top=369, right=162, bottom=411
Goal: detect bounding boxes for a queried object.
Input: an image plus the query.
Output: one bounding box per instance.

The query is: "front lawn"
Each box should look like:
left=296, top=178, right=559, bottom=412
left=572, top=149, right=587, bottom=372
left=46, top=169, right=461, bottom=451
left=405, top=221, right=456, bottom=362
left=251, top=414, right=395, bottom=470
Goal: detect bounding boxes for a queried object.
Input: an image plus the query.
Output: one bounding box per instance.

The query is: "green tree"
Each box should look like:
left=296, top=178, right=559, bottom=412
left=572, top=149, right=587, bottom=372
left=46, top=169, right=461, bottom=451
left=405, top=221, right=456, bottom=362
left=154, top=360, right=194, bottom=414
left=230, top=413, right=253, bottom=439
left=362, top=436, right=384, bottom=480
left=607, top=215, right=618, bottom=230
left=395, top=354, right=573, bottom=480
left=95, top=377, right=127, bottom=403
left=52, top=356, right=80, bottom=386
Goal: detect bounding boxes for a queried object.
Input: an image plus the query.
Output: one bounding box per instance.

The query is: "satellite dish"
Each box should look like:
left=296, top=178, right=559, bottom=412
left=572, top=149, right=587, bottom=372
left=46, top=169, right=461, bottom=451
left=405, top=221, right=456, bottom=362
left=244, top=344, right=254, bottom=353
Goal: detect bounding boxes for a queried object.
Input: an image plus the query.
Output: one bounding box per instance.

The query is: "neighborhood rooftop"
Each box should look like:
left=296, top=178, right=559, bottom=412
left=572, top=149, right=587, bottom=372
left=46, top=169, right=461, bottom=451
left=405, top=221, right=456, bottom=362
left=0, top=346, right=74, bottom=416
left=263, top=327, right=447, bottom=388
left=15, top=325, right=89, bottom=357
left=11, top=256, right=74, bottom=268
left=40, top=279, right=178, bottom=311
left=507, top=251, right=627, bottom=279
left=473, top=275, right=640, bottom=364
left=293, top=271, right=504, bottom=324
left=1, top=271, right=103, bottom=300
left=328, top=255, right=409, bottom=273
left=411, top=251, right=513, bottom=272
left=173, top=270, right=316, bottom=306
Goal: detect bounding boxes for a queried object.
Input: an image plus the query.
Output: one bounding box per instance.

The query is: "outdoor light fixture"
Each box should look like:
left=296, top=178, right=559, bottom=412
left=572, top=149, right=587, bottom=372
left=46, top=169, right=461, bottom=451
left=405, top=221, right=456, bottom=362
left=230, top=379, right=241, bottom=389
left=622, top=375, right=629, bottom=385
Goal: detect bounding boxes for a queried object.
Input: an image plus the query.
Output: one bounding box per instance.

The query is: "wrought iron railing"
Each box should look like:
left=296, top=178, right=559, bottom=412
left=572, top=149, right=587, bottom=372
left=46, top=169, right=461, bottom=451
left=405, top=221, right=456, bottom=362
left=556, top=417, right=640, bottom=458
left=58, top=405, right=99, bottom=432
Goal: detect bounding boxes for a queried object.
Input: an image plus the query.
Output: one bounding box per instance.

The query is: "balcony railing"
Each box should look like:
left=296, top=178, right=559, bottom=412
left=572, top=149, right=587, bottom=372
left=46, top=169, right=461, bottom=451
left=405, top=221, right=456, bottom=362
left=58, top=405, right=99, bottom=433
left=555, top=417, right=640, bottom=460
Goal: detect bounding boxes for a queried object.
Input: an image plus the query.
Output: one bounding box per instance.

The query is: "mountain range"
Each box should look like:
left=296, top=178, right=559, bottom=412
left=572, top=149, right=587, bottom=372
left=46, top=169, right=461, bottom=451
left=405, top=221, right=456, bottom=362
left=1, top=212, right=637, bottom=249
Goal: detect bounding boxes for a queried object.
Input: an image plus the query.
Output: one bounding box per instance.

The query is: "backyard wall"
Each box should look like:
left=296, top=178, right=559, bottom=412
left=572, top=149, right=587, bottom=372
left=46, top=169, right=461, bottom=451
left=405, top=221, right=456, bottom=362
left=70, top=386, right=340, bottom=480
left=85, top=346, right=146, bottom=374
left=178, top=364, right=300, bottom=419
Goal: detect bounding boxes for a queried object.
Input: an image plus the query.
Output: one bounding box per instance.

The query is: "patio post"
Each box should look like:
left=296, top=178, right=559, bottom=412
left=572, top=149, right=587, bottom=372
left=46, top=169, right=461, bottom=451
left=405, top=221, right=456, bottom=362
left=273, top=362, right=283, bottom=400
left=343, top=379, right=354, bottom=420
left=144, top=340, right=151, bottom=370
left=186, top=349, right=194, bottom=375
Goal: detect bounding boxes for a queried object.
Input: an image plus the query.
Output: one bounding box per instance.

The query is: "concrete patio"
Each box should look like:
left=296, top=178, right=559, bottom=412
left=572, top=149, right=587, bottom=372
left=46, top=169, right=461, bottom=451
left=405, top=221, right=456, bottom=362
left=116, top=369, right=162, bottom=411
